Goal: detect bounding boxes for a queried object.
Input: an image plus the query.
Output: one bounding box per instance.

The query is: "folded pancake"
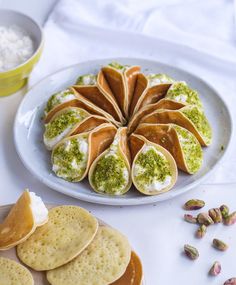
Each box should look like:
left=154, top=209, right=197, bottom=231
left=17, top=206, right=98, bottom=271
left=44, top=87, right=120, bottom=126
left=0, top=191, right=48, bottom=250
left=129, top=73, right=174, bottom=117
left=129, top=134, right=177, bottom=195
left=128, top=98, right=185, bottom=134
left=100, top=62, right=140, bottom=118
left=140, top=105, right=212, bottom=146
left=52, top=123, right=117, bottom=182
left=0, top=257, right=34, bottom=285
left=111, top=251, right=143, bottom=285
left=43, top=107, right=112, bottom=150
left=165, top=81, right=203, bottom=109
left=135, top=123, right=203, bottom=174
left=46, top=226, right=131, bottom=285
left=89, top=127, right=132, bottom=195
left=74, top=73, right=126, bottom=125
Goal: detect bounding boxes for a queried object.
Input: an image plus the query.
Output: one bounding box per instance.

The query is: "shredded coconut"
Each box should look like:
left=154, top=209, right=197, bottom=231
left=0, top=25, right=34, bottom=72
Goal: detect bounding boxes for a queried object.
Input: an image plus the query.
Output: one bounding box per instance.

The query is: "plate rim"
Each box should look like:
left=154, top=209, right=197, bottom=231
left=13, top=57, right=234, bottom=206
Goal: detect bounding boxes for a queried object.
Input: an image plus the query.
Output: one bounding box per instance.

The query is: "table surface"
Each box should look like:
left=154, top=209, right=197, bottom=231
left=0, top=1, right=236, bottom=284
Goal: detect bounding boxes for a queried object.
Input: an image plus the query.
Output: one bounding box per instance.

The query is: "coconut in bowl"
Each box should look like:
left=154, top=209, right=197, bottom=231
left=0, top=9, right=43, bottom=96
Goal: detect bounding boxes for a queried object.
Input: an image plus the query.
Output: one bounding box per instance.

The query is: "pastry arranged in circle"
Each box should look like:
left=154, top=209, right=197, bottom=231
left=42, top=62, right=212, bottom=196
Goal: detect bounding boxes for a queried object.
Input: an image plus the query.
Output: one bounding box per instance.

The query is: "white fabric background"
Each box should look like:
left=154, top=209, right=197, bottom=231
left=31, top=0, right=236, bottom=184
left=1, top=1, right=236, bottom=284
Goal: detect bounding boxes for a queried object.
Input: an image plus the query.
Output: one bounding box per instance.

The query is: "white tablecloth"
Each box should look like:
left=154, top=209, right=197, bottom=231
left=1, top=0, right=236, bottom=284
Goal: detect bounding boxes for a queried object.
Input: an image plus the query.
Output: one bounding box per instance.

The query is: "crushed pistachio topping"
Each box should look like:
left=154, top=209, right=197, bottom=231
left=182, top=106, right=212, bottom=145
left=44, top=108, right=88, bottom=140
left=134, top=145, right=172, bottom=192
left=52, top=136, right=88, bottom=182
left=147, top=73, right=174, bottom=87
left=166, top=82, right=203, bottom=109
left=108, top=62, right=129, bottom=72
left=173, top=124, right=203, bottom=173
left=91, top=152, right=129, bottom=195
left=76, top=74, right=97, bottom=85
left=44, top=89, right=76, bottom=115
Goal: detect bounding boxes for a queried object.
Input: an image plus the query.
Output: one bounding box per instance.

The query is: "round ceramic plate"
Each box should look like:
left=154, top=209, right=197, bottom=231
left=14, top=58, right=232, bottom=205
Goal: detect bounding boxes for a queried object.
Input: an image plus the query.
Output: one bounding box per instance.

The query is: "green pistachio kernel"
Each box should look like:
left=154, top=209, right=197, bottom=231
left=166, top=82, right=203, bottom=109
left=134, top=147, right=171, bottom=188
left=181, top=106, right=212, bottom=145
left=173, top=125, right=203, bottom=173
left=92, top=153, right=129, bottom=195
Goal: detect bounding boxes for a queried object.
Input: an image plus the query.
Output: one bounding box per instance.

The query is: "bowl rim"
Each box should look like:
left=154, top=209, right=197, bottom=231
left=0, top=9, right=44, bottom=76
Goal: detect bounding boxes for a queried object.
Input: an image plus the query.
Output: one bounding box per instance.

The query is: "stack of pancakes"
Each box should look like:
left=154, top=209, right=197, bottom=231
left=0, top=191, right=143, bottom=285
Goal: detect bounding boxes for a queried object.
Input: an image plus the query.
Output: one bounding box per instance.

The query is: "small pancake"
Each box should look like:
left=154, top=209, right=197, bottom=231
left=46, top=226, right=131, bottom=285
left=140, top=105, right=212, bottom=146
left=128, top=98, right=185, bottom=134
left=111, top=251, right=143, bottom=285
left=0, top=257, right=34, bottom=285
left=0, top=191, right=48, bottom=250
left=129, top=73, right=173, bottom=117
left=135, top=123, right=203, bottom=174
left=17, top=205, right=98, bottom=271
left=52, top=123, right=117, bottom=182
left=129, top=134, right=178, bottom=195
left=89, top=127, right=132, bottom=195
left=100, top=63, right=140, bottom=118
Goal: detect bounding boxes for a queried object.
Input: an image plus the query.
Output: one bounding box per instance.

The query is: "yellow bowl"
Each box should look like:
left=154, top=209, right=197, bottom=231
left=0, top=9, right=44, bottom=97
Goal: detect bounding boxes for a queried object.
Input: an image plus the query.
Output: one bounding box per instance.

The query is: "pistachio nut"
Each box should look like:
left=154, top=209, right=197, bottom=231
left=209, top=261, right=221, bottom=276
left=197, top=213, right=214, bottom=226
left=184, top=244, right=199, bottom=260
left=196, top=224, right=207, bottom=238
left=212, top=238, right=228, bottom=251
left=224, top=211, right=236, bottom=226
left=184, top=214, right=197, bottom=224
left=220, top=204, right=229, bottom=219
left=184, top=199, right=205, bottom=211
left=224, top=278, right=236, bottom=285
left=208, top=208, right=222, bottom=223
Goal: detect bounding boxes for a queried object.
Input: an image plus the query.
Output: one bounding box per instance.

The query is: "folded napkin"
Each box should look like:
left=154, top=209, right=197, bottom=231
left=30, top=0, right=236, bottom=184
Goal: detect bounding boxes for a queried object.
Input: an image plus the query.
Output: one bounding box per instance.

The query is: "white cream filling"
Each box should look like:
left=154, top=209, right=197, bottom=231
left=145, top=175, right=172, bottom=192
left=82, top=75, right=96, bottom=85
left=29, top=192, right=48, bottom=225
left=173, top=94, right=188, bottom=103
left=148, top=74, right=173, bottom=87
left=44, top=126, right=72, bottom=150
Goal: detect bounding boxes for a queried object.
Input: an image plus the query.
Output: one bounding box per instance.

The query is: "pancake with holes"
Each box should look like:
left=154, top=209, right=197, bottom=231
left=0, top=257, right=34, bottom=285
left=47, top=226, right=131, bottom=285
left=17, top=205, right=98, bottom=271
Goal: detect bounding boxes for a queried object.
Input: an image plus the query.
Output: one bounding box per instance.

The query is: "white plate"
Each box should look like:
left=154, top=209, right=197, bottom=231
left=14, top=58, right=232, bottom=206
